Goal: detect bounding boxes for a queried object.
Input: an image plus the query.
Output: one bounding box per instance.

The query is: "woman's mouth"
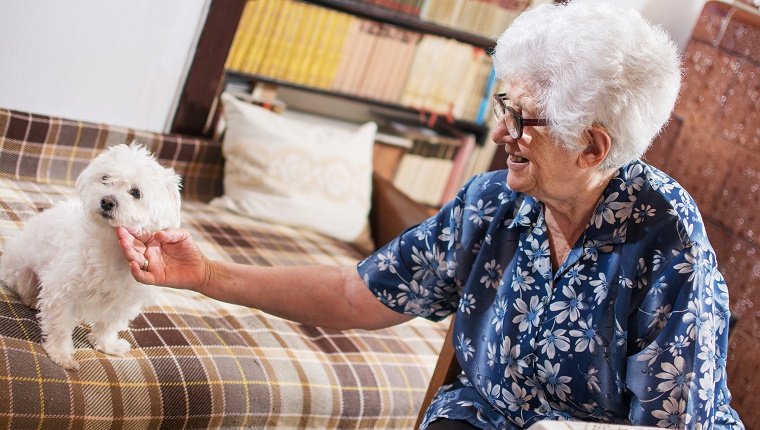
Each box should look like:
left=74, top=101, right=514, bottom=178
left=509, top=154, right=529, bottom=163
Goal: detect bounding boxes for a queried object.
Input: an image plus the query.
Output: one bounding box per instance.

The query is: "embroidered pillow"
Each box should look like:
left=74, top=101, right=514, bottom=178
left=211, top=93, right=376, bottom=245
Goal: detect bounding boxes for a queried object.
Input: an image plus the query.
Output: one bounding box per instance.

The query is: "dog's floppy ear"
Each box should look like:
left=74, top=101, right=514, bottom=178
left=74, top=150, right=105, bottom=197
left=162, top=168, right=183, bottom=229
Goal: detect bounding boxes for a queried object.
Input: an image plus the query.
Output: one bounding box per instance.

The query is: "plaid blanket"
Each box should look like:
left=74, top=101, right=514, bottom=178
left=0, top=109, right=447, bottom=429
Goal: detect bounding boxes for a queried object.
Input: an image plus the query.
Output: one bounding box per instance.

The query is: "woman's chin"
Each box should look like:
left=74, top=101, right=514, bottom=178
left=506, top=174, right=535, bottom=196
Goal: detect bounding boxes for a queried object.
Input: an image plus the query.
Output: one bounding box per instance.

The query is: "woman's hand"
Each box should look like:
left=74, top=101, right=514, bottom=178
left=115, top=227, right=212, bottom=291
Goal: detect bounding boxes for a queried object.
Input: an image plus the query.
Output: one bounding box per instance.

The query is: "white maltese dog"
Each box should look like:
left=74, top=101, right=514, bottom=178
left=2, top=144, right=182, bottom=370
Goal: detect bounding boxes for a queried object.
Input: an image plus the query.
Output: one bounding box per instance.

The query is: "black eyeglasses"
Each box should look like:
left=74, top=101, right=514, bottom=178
left=492, top=93, right=548, bottom=140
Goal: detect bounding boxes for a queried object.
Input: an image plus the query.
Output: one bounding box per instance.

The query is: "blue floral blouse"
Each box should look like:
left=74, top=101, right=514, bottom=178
left=357, top=160, right=744, bottom=429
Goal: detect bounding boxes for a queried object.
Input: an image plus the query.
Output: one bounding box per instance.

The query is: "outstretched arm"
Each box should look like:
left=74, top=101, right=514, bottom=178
left=115, top=227, right=412, bottom=330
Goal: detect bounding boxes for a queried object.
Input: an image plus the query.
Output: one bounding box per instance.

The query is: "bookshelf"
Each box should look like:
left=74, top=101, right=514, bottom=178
left=303, top=0, right=496, bottom=48
left=221, top=0, right=538, bottom=207
left=225, top=71, right=490, bottom=140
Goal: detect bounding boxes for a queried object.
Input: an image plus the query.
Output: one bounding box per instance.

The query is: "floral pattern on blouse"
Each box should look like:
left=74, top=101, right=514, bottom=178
left=357, top=160, right=744, bottom=429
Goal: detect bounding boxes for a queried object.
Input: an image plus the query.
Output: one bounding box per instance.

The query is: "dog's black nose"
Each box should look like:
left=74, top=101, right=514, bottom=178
left=100, top=196, right=117, bottom=211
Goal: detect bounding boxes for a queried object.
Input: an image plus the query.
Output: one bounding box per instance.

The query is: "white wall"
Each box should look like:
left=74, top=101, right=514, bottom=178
left=0, top=1, right=209, bottom=133
left=596, top=0, right=709, bottom=51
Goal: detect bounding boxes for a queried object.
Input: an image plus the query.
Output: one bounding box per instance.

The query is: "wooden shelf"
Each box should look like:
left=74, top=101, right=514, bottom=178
left=226, top=70, right=491, bottom=141
left=303, top=0, right=496, bottom=50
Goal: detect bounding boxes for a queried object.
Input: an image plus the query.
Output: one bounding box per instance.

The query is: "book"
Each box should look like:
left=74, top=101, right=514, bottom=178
left=243, top=0, right=281, bottom=74
left=316, top=13, right=352, bottom=88
left=305, top=8, right=337, bottom=87
left=384, top=31, right=421, bottom=103
left=275, top=2, right=306, bottom=80
left=439, top=133, right=476, bottom=204
left=378, top=28, right=411, bottom=102
left=225, top=0, right=257, bottom=71
left=282, top=2, right=312, bottom=83
left=452, top=47, right=484, bottom=120
left=256, top=1, right=291, bottom=77
left=388, top=121, right=465, bottom=206
left=400, top=35, right=437, bottom=108
left=357, top=24, right=389, bottom=99
left=474, top=67, right=497, bottom=124
left=331, top=17, right=362, bottom=92
left=295, top=5, right=328, bottom=84
left=342, top=21, right=381, bottom=94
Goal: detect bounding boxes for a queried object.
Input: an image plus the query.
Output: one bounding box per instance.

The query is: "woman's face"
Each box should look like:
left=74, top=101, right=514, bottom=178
left=491, top=81, right=585, bottom=203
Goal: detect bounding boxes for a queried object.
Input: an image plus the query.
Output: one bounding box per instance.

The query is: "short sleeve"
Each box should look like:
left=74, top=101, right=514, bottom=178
left=625, top=242, right=744, bottom=429
left=357, top=174, right=496, bottom=322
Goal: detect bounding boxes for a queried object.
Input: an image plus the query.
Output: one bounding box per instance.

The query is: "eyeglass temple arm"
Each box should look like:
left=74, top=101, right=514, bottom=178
left=522, top=119, right=548, bottom=126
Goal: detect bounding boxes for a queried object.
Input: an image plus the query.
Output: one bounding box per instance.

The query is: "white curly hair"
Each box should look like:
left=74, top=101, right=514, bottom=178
left=492, top=1, right=682, bottom=170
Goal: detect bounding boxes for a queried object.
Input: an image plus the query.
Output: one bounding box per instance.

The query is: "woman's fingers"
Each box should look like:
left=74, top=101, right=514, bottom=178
left=115, top=227, right=150, bottom=271
left=126, top=226, right=151, bottom=243
left=129, top=260, right=157, bottom=285
left=154, top=228, right=190, bottom=245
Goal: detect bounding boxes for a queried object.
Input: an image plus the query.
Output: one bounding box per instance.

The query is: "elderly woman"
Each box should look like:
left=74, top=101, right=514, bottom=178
left=116, top=1, right=744, bottom=429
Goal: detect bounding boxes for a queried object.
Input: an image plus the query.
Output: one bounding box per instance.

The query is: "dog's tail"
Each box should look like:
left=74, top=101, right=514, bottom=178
left=1, top=239, right=41, bottom=308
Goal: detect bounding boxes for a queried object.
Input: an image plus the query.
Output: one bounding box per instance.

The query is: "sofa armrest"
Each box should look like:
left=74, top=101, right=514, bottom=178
left=369, top=172, right=432, bottom=250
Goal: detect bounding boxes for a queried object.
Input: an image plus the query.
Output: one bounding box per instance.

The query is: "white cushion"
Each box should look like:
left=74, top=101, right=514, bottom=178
left=211, top=93, right=377, bottom=244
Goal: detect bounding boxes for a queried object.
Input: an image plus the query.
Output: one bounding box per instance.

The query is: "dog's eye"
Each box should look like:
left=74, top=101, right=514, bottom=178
left=129, top=188, right=141, bottom=199
left=101, top=175, right=110, bottom=183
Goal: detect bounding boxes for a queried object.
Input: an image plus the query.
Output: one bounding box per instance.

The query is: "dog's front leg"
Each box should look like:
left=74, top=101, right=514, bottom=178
left=88, top=319, right=132, bottom=356
left=38, top=301, right=80, bottom=370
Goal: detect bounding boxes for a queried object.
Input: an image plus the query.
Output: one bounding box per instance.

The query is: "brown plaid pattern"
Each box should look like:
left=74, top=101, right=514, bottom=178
left=0, top=108, right=224, bottom=202
left=0, top=109, right=448, bottom=429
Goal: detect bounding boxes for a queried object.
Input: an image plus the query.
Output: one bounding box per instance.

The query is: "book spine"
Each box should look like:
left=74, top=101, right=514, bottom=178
left=344, top=21, right=379, bottom=94
left=276, top=2, right=306, bottom=80
left=226, top=0, right=257, bottom=71
left=283, top=2, right=312, bottom=83
left=256, top=0, right=291, bottom=77
left=474, top=67, right=496, bottom=124
left=439, top=134, right=476, bottom=204
left=331, top=17, right=361, bottom=92
left=378, top=27, right=407, bottom=101
left=317, top=12, right=351, bottom=88
left=359, top=24, right=389, bottom=99
left=305, top=8, right=337, bottom=87
left=243, top=0, right=273, bottom=74
left=387, top=31, right=420, bottom=103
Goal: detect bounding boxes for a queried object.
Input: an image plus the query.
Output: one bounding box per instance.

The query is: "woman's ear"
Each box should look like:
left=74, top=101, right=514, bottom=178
left=577, top=125, right=611, bottom=168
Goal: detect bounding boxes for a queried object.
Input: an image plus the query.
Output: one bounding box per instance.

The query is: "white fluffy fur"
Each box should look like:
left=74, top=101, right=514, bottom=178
left=1, top=144, right=182, bottom=370
left=492, top=1, right=682, bottom=170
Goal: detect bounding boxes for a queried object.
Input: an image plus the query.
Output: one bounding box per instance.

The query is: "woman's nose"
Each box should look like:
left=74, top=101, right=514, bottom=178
left=491, top=119, right=520, bottom=146
left=491, top=119, right=512, bottom=145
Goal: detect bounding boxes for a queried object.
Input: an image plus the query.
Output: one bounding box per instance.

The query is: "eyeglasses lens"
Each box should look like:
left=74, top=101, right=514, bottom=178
left=504, top=109, right=520, bottom=140
left=493, top=97, right=522, bottom=140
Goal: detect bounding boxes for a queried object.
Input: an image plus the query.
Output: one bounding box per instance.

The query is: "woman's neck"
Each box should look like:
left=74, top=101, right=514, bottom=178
left=542, top=170, right=614, bottom=271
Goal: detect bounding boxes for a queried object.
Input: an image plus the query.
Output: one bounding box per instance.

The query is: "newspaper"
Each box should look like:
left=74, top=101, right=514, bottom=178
left=528, top=422, right=659, bottom=430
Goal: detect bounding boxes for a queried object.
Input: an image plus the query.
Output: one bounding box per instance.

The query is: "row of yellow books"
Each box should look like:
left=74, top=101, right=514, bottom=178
left=225, top=0, right=495, bottom=122
left=226, top=0, right=351, bottom=88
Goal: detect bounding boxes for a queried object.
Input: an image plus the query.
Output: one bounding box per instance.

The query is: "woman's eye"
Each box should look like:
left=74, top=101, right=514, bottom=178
left=129, top=188, right=141, bottom=199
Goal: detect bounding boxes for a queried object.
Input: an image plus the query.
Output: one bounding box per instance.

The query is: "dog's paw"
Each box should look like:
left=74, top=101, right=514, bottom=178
left=94, top=338, right=132, bottom=356
left=45, top=349, right=80, bottom=371
left=20, top=296, right=39, bottom=309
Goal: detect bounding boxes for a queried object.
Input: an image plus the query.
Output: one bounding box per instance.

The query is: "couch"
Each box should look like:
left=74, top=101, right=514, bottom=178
left=0, top=107, right=447, bottom=428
